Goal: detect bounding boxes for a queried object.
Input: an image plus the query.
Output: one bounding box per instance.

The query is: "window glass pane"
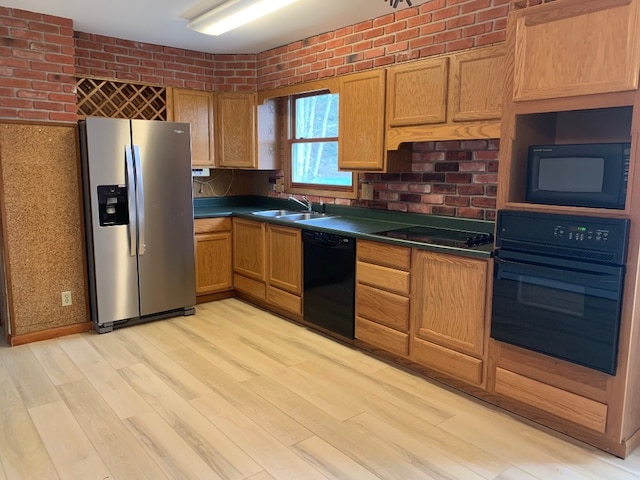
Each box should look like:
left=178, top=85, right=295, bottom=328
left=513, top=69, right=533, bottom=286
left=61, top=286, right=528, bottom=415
left=295, top=93, right=339, bottom=139
left=291, top=141, right=352, bottom=187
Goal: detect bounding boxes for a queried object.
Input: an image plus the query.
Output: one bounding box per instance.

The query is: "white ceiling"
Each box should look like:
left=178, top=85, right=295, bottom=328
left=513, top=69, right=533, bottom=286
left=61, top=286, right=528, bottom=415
left=4, top=0, right=428, bottom=54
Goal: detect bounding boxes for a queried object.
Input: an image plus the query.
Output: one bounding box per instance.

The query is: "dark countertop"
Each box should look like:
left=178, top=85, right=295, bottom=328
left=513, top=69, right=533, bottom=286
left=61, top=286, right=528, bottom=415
left=194, top=196, right=495, bottom=259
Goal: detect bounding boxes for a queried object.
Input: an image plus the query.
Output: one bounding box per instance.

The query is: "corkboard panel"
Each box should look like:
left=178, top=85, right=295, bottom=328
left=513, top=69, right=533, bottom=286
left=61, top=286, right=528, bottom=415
left=0, top=123, right=88, bottom=336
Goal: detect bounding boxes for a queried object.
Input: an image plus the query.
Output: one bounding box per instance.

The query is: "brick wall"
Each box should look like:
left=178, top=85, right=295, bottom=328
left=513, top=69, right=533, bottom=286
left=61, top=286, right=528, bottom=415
left=0, top=8, right=77, bottom=121
left=269, top=139, right=499, bottom=221
left=257, top=0, right=510, bottom=90
left=74, top=32, right=257, bottom=92
left=359, top=139, right=499, bottom=220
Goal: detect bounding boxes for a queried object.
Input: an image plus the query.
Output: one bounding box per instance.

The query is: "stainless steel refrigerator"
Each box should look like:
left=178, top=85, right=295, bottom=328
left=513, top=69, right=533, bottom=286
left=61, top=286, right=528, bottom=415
left=79, top=117, right=196, bottom=333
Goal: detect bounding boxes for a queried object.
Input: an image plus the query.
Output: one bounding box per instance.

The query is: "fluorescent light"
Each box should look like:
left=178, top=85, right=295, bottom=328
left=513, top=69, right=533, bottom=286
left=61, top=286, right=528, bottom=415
left=188, top=0, right=299, bottom=36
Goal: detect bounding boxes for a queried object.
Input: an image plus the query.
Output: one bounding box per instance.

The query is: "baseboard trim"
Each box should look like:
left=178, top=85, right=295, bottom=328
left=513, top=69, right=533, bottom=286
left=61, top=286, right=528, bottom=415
left=10, top=322, right=93, bottom=346
left=196, top=290, right=235, bottom=304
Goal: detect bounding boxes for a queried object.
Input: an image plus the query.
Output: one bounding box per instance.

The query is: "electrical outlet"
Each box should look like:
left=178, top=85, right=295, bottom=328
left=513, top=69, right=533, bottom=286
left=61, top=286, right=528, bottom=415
left=61, top=291, right=72, bottom=307
left=361, top=183, right=374, bottom=200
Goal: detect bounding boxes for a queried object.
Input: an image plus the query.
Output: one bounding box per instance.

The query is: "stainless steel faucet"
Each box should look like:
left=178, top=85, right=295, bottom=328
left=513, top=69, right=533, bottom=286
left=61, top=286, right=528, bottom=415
left=289, top=195, right=313, bottom=211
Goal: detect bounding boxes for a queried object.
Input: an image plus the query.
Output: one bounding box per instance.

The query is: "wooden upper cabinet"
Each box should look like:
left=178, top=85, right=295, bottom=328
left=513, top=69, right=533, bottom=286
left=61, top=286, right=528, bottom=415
left=215, top=92, right=279, bottom=170
left=387, top=57, right=448, bottom=127
left=338, top=69, right=386, bottom=171
left=216, top=92, right=256, bottom=168
left=171, top=88, right=214, bottom=167
left=511, top=0, right=640, bottom=102
left=267, top=225, right=302, bottom=295
left=411, top=250, right=488, bottom=357
left=448, top=44, right=505, bottom=122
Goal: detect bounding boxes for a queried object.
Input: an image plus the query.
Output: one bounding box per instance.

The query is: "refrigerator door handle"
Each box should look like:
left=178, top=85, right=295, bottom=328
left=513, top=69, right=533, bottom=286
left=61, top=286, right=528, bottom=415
left=125, top=145, right=137, bottom=257
left=133, top=144, right=145, bottom=255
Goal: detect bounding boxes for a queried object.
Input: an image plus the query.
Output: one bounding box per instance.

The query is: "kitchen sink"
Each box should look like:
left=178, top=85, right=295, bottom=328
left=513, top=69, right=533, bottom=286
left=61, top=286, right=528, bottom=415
left=252, top=209, right=332, bottom=222
left=252, top=209, right=301, bottom=217
left=278, top=212, right=330, bottom=221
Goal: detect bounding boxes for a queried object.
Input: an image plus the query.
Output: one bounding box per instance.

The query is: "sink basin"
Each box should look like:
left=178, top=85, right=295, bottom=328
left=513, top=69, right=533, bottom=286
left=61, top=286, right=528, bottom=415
left=278, top=212, right=330, bottom=221
left=252, top=209, right=300, bottom=217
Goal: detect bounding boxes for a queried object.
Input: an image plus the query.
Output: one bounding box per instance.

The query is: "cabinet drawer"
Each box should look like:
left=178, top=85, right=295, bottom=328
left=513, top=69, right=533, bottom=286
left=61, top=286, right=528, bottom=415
left=357, top=261, right=410, bottom=296
left=233, top=274, right=266, bottom=300
left=494, top=368, right=607, bottom=433
left=356, top=316, right=409, bottom=357
left=356, top=283, right=409, bottom=331
left=267, top=285, right=302, bottom=316
left=357, top=240, right=410, bottom=270
left=195, top=217, right=231, bottom=233
left=411, top=336, right=483, bottom=385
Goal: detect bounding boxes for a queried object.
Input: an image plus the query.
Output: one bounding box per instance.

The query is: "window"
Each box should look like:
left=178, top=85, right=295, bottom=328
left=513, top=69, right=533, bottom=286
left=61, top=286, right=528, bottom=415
left=287, top=91, right=355, bottom=196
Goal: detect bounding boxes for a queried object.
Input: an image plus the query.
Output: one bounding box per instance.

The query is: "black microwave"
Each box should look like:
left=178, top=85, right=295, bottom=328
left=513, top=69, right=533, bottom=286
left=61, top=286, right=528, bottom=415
left=526, top=142, right=630, bottom=209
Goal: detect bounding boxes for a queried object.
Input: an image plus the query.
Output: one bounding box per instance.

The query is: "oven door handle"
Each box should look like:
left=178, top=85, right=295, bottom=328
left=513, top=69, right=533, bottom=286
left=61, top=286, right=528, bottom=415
left=495, top=256, right=622, bottom=292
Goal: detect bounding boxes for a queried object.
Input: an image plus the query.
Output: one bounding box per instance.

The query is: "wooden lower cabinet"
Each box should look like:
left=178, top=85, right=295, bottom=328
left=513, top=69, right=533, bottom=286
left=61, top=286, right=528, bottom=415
left=267, top=224, right=302, bottom=315
left=355, top=240, right=411, bottom=357
left=233, top=219, right=302, bottom=315
left=410, top=249, right=489, bottom=386
left=194, top=218, right=232, bottom=297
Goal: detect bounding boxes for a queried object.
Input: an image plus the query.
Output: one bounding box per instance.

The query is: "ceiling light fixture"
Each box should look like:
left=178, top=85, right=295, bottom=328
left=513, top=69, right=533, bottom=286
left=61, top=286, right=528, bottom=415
left=188, top=0, right=300, bottom=36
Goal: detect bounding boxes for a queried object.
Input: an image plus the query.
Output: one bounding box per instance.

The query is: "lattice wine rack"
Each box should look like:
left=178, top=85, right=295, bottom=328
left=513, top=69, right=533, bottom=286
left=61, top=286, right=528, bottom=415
left=76, top=77, right=168, bottom=120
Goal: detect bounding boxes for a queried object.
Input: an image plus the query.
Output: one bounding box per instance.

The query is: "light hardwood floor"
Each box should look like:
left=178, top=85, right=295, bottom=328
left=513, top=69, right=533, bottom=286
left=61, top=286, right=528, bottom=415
left=1, top=298, right=640, bottom=479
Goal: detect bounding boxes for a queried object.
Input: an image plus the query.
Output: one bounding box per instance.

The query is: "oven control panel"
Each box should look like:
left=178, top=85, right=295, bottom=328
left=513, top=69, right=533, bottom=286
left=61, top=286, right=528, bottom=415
left=496, top=210, right=630, bottom=264
left=552, top=225, right=611, bottom=243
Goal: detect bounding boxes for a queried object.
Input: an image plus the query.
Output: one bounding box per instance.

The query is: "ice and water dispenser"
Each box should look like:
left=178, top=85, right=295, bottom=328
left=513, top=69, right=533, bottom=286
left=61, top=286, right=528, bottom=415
left=97, top=185, right=129, bottom=226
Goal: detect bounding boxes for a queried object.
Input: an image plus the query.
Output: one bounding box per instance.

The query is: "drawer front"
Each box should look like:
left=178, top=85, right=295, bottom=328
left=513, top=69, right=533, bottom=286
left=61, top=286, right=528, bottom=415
left=357, top=240, right=410, bottom=270
left=195, top=217, right=232, bottom=233
left=357, top=261, right=410, bottom=296
left=267, top=285, right=302, bottom=316
left=356, top=284, right=409, bottom=331
left=411, top=336, right=483, bottom=385
left=356, top=316, right=409, bottom=357
left=233, top=274, right=266, bottom=301
left=494, top=368, right=608, bottom=433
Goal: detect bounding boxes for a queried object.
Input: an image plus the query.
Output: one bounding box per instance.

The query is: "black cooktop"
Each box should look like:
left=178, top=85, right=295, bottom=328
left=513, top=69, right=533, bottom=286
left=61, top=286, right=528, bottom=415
left=374, top=226, right=495, bottom=248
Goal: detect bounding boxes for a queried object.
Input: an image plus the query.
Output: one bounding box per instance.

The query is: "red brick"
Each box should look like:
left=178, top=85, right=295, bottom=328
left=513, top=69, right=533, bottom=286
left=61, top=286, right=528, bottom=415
left=477, top=31, right=506, bottom=46
left=473, top=150, right=499, bottom=160
left=354, top=20, right=373, bottom=32
left=472, top=173, right=498, bottom=183
left=373, top=14, right=395, bottom=27
left=48, top=112, right=77, bottom=122
left=432, top=206, right=456, bottom=216
left=18, top=110, right=48, bottom=120
left=446, top=173, right=472, bottom=183
left=43, top=33, right=74, bottom=46
left=471, top=197, right=497, bottom=208
left=42, top=14, right=72, bottom=27
left=388, top=202, right=408, bottom=212
left=458, top=184, right=485, bottom=195
left=10, top=27, right=42, bottom=41
left=374, top=55, right=395, bottom=67
left=45, top=53, right=74, bottom=64
left=407, top=13, right=433, bottom=28
left=11, top=9, right=42, bottom=20
left=461, top=0, right=491, bottom=14
left=447, top=38, right=475, bottom=52
left=477, top=5, right=509, bottom=22
left=463, top=22, right=494, bottom=38
left=433, top=6, right=460, bottom=21
left=397, top=28, right=420, bottom=42
left=420, top=21, right=446, bottom=35
left=447, top=13, right=476, bottom=29
left=446, top=196, right=470, bottom=206
left=28, top=21, right=60, bottom=34
left=459, top=161, right=487, bottom=172
left=16, top=89, right=47, bottom=99
left=420, top=0, right=446, bottom=13
left=421, top=194, right=444, bottom=204
left=435, top=29, right=462, bottom=44
left=458, top=208, right=485, bottom=219
left=386, top=41, right=409, bottom=54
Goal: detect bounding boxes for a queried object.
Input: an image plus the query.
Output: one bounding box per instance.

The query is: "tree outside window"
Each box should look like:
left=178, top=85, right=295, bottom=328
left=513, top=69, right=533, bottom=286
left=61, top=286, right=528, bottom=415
left=290, top=92, right=353, bottom=189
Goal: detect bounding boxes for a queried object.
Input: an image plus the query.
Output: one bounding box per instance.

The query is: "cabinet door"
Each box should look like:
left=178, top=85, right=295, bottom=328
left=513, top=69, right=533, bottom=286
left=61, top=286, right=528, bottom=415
left=172, top=88, right=214, bottom=167
left=448, top=45, right=505, bottom=122
left=511, top=0, right=640, bottom=101
left=267, top=225, right=301, bottom=295
left=411, top=250, right=487, bottom=357
left=386, top=57, right=448, bottom=127
left=232, top=218, right=266, bottom=281
left=338, top=70, right=386, bottom=171
left=216, top=92, right=256, bottom=168
left=195, top=232, right=232, bottom=295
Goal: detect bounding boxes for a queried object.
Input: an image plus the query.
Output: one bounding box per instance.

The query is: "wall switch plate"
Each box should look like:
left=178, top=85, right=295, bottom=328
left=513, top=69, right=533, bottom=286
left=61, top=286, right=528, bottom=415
left=361, top=183, right=374, bottom=200
left=61, top=291, right=72, bottom=306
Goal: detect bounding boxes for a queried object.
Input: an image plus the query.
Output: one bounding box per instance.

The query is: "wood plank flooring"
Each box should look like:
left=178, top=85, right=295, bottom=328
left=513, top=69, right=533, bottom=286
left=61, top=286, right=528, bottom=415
left=1, top=298, right=640, bottom=480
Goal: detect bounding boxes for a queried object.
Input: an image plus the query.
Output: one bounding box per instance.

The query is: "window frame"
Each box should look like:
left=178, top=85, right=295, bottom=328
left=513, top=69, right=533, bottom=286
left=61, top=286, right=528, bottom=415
left=285, top=90, right=357, bottom=199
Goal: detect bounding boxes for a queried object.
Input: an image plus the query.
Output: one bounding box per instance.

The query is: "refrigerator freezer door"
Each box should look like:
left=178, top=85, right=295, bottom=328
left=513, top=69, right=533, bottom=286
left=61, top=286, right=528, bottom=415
left=131, top=120, right=196, bottom=316
left=83, top=117, right=141, bottom=324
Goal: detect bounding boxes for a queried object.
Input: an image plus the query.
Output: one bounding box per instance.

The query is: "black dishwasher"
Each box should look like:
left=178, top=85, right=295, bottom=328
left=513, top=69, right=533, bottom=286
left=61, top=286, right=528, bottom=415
left=302, top=230, right=355, bottom=339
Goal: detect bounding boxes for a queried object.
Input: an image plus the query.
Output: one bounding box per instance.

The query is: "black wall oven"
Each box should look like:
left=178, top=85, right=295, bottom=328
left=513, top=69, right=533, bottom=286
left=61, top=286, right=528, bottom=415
left=491, top=210, right=629, bottom=375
